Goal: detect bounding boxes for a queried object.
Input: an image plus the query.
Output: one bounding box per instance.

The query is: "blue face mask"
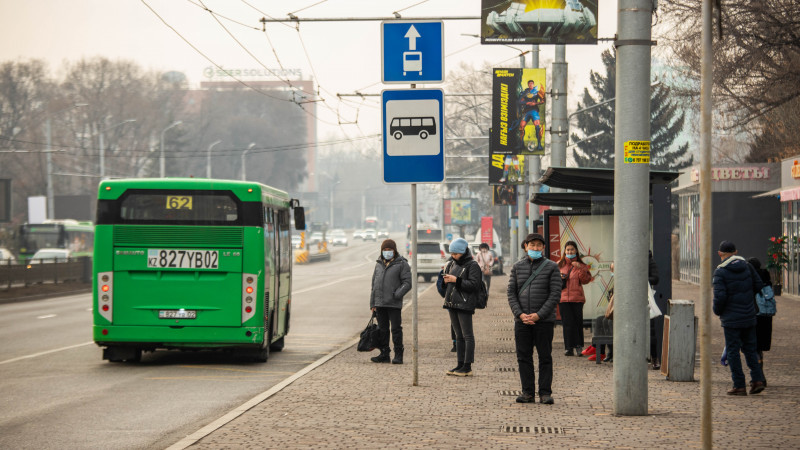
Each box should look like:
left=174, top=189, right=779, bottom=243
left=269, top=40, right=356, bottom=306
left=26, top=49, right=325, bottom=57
left=382, top=251, right=394, bottom=260
left=527, top=249, right=542, bottom=259
left=566, top=254, right=577, bottom=259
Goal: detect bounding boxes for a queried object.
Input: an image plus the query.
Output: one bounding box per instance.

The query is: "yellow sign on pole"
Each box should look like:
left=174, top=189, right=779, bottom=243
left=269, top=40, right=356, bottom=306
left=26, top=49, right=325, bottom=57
left=624, top=140, right=650, bottom=164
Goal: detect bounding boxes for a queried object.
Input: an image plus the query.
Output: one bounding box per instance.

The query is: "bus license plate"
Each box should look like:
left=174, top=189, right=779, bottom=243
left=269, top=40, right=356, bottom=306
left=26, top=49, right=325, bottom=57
left=158, top=310, right=197, bottom=319
left=147, top=249, right=219, bottom=269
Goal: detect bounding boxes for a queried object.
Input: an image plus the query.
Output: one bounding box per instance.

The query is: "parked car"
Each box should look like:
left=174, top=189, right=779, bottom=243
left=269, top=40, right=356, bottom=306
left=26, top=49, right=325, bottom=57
left=308, top=232, right=325, bottom=245
left=28, top=248, right=71, bottom=264
left=0, top=247, right=16, bottom=264
left=330, top=229, right=348, bottom=246
left=414, top=241, right=449, bottom=282
left=352, top=229, right=365, bottom=240
left=363, top=228, right=377, bottom=241
left=377, top=229, right=390, bottom=239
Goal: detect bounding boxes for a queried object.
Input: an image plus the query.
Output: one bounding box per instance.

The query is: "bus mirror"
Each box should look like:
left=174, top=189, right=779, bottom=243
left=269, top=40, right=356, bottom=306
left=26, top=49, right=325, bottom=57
left=293, top=207, right=306, bottom=230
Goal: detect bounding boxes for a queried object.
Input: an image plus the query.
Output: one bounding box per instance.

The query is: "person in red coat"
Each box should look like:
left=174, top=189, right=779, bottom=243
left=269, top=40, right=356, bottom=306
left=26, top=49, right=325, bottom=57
left=558, top=241, right=592, bottom=356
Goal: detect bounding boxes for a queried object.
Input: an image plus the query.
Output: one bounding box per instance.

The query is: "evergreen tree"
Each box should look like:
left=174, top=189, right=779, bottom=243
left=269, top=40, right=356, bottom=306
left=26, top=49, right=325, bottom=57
left=572, top=49, right=693, bottom=171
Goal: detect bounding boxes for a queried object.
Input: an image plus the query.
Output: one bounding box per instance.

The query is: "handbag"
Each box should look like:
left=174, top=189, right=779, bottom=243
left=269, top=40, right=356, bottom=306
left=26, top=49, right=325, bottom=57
left=604, top=293, right=614, bottom=319
left=357, top=312, right=381, bottom=352
left=436, top=262, right=452, bottom=298
left=648, top=284, right=662, bottom=319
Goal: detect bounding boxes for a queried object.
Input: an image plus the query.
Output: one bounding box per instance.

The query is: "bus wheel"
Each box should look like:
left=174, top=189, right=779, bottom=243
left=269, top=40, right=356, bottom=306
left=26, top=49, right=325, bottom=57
left=269, top=336, right=285, bottom=352
left=419, top=130, right=428, bottom=139
left=393, top=131, right=403, bottom=140
left=104, top=346, right=141, bottom=363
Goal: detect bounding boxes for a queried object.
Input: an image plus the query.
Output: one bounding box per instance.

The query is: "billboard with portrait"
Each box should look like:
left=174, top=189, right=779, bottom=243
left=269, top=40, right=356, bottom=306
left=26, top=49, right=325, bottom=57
left=443, top=199, right=475, bottom=225
left=491, top=68, right=546, bottom=156
left=481, top=0, right=599, bottom=45
left=493, top=185, right=517, bottom=206
left=489, top=153, right=526, bottom=185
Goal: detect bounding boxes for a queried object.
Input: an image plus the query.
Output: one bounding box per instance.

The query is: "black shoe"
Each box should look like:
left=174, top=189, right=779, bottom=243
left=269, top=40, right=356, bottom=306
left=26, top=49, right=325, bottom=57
left=370, top=348, right=391, bottom=363
left=564, top=349, right=574, bottom=356
left=392, top=347, right=404, bottom=365
left=603, top=354, right=613, bottom=363
left=452, top=363, right=473, bottom=377
left=749, top=381, right=765, bottom=395
left=539, top=395, right=554, bottom=405
left=515, top=393, right=535, bottom=403
left=446, top=363, right=464, bottom=375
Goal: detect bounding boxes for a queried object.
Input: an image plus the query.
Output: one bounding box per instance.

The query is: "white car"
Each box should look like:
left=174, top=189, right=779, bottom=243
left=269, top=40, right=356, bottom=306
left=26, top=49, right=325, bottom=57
left=414, top=241, right=448, bottom=282
left=352, top=229, right=365, bottom=240
left=28, top=248, right=71, bottom=264
left=308, top=232, right=325, bottom=245
left=291, top=235, right=303, bottom=249
left=0, top=247, right=16, bottom=264
left=329, top=230, right=348, bottom=246
left=363, top=229, right=377, bottom=241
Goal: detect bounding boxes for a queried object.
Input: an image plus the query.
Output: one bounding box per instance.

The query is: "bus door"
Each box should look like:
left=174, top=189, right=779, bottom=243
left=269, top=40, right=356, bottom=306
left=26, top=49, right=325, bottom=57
left=266, top=206, right=280, bottom=340
left=276, top=210, right=291, bottom=337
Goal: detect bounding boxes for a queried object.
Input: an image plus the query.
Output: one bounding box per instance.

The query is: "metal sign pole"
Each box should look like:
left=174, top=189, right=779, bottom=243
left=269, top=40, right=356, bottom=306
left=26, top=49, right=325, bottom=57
left=411, top=183, right=419, bottom=386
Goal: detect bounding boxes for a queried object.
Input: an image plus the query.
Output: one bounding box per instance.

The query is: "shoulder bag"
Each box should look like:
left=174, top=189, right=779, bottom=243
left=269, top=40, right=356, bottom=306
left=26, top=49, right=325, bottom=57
left=517, top=261, right=547, bottom=296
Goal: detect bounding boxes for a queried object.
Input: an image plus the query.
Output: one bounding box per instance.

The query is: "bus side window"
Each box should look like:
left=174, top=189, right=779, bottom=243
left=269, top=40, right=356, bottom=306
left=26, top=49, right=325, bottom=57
left=422, top=118, right=434, bottom=126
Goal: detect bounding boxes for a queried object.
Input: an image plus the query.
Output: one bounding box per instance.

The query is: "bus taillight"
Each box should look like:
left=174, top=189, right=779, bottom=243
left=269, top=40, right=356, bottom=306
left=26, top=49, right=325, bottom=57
left=97, top=271, right=113, bottom=323
left=242, top=273, right=257, bottom=324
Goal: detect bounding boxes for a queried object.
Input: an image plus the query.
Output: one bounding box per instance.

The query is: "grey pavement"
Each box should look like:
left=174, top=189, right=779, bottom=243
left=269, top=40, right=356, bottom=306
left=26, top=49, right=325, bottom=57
left=181, top=277, right=800, bottom=449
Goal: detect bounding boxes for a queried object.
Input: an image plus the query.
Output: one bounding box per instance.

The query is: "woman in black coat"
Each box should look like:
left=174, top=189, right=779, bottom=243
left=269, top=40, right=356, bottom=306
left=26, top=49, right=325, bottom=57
left=748, top=257, right=773, bottom=385
left=441, top=238, right=483, bottom=377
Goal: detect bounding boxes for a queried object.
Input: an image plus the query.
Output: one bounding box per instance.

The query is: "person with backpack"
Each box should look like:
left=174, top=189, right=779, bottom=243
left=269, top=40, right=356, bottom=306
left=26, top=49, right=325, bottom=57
left=440, top=238, right=483, bottom=377
left=507, top=233, right=562, bottom=405
left=747, top=257, right=776, bottom=386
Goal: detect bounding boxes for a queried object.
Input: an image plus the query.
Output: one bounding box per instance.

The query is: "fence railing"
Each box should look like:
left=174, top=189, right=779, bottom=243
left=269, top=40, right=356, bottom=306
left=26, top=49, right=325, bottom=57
left=0, top=257, right=92, bottom=290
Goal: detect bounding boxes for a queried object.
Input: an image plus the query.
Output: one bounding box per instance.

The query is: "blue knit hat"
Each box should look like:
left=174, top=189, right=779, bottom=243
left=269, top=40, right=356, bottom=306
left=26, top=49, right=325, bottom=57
left=449, top=238, right=468, bottom=254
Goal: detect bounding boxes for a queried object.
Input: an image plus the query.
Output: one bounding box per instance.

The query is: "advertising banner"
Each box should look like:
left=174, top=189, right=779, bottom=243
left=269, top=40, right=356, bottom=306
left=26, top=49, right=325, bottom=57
left=491, top=68, right=546, bottom=155
left=493, top=185, right=517, bottom=206
left=443, top=199, right=474, bottom=225
left=489, top=153, right=526, bottom=185
left=481, top=0, right=599, bottom=45
left=480, top=216, right=494, bottom=246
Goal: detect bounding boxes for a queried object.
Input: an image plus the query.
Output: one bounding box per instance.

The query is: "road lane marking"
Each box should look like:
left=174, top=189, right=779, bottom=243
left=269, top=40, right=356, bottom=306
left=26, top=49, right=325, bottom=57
left=0, top=341, right=94, bottom=366
left=292, top=274, right=368, bottom=294
left=36, top=314, right=57, bottom=319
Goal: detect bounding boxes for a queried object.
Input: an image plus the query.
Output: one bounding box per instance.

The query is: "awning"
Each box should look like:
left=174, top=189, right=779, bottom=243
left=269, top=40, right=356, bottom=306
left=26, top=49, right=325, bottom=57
left=538, top=166, right=680, bottom=196
left=780, top=186, right=800, bottom=201
left=752, top=187, right=782, bottom=199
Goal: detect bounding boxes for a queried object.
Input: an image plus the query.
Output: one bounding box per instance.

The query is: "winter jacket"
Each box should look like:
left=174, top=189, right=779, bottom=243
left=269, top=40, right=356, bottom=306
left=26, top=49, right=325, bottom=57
left=507, top=256, right=562, bottom=323
left=475, top=250, right=495, bottom=275
left=559, top=262, right=591, bottom=303
left=442, top=251, right=482, bottom=313
left=712, top=256, right=763, bottom=328
left=370, top=255, right=412, bottom=309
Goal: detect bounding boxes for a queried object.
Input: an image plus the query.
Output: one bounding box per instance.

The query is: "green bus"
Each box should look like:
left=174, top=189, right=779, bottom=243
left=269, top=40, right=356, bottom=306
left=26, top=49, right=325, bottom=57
left=93, top=178, right=305, bottom=362
left=18, top=219, right=94, bottom=260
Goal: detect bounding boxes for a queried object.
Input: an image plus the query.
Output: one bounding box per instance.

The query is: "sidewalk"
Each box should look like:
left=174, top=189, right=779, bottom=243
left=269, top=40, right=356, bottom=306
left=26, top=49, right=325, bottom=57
left=183, top=277, right=800, bottom=449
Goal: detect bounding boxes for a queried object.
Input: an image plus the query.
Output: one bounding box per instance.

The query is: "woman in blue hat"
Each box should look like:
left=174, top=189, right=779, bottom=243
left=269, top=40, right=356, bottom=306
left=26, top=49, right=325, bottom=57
left=440, top=237, right=483, bottom=376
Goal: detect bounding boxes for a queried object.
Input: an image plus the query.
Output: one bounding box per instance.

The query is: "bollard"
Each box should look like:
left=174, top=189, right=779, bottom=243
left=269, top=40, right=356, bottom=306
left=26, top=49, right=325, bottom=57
left=662, top=299, right=696, bottom=381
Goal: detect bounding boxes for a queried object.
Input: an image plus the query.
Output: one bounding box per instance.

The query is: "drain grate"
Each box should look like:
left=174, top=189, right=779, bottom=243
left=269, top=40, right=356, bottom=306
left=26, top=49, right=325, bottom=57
left=501, top=426, right=565, bottom=434
left=496, top=349, right=515, bottom=353
left=497, top=367, right=517, bottom=372
left=496, top=337, right=513, bottom=341
left=499, top=390, right=523, bottom=396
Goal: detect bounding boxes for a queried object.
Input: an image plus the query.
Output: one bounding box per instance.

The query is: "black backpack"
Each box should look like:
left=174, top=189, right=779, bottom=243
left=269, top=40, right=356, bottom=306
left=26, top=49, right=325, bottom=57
left=472, top=261, right=489, bottom=309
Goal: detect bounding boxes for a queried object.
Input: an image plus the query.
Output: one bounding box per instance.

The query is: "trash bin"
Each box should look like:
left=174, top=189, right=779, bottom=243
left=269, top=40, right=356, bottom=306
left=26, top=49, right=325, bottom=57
left=661, top=299, right=696, bottom=381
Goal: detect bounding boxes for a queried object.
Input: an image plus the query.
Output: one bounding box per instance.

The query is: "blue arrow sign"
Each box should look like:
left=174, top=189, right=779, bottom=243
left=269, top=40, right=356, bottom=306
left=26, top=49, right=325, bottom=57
left=382, top=89, right=445, bottom=183
left=382, top=21, right=444, bottom=84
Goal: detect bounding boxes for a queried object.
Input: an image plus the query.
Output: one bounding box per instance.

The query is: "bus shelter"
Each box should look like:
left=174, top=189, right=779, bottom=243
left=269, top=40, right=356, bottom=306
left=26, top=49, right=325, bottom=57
left=531, top=166, right=679, bottom=362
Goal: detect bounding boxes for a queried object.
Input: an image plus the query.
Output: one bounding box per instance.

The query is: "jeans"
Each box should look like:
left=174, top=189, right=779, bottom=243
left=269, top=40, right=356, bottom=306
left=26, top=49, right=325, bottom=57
left=723, top=326, right=764, bottom=388
left=449, top=309, right=475, bottom=364
left=375, top=307, right=403, bottom=350
left=559, top=302, right=584, bottom=349
left=482, top=273, right=492, bottom=290
left=514, top=321, right=554, bottom=396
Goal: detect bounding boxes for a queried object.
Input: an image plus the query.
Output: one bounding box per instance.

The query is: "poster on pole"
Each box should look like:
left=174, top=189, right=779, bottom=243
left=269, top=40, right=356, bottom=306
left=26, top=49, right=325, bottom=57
left=480, top=0, right=599, bottom=45
left=493, top=185, right=517, bottom=206
left=491, top=68, right=546, bottom=156
left=489, top=153, right=526, bottom=185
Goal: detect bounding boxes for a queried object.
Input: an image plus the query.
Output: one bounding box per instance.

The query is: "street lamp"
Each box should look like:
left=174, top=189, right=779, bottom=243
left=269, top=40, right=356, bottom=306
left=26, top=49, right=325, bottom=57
left=98, top=118, right=136, bottom=179
left=241, top=143, right=255, bottom=181
left=45, top=103, right=88, bottom=219
left=160, top=121, right=182, bottom=178
left=207, top=140, right=221, bottom=178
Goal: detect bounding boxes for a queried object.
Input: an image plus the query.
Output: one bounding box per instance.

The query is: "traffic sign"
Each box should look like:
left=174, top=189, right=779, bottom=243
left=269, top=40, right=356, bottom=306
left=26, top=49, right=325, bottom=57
left=382, top=89, right=445, bottom=183
left=381, top=21, right=444, bottom=84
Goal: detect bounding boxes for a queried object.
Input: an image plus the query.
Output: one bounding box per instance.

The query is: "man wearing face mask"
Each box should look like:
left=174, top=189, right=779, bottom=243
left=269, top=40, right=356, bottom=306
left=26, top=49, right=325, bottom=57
left=369, top=239, right=412, bottom=364
left=507, top=233, right=562, bottom=405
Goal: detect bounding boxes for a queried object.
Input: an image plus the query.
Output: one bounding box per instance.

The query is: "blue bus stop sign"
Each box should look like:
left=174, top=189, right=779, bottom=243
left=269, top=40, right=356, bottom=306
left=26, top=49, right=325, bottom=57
left=381, top=21, right=443, bottom=84
left=382, top=89, right=445, bottom=184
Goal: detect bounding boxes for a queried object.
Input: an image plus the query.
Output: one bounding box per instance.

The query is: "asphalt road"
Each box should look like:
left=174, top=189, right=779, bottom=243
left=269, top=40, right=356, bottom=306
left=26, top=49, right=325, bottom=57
left=0, top=234, right=432, bottom=449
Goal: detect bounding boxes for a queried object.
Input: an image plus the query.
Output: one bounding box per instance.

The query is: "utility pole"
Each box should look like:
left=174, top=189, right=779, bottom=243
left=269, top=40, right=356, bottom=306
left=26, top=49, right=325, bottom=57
left=550, top=45, right=568, bottom=170
left=613, top=0, right=653, bottom=416
left=45, top=118, right=54, bottom=220
left=207, top=140, right=221, bottom=178
left=528, top=44, right=540, bottom=235
left=517, top=52, right=526, bottom=255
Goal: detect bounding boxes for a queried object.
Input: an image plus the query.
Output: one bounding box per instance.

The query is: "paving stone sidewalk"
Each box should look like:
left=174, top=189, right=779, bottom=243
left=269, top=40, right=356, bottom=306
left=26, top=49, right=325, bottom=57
left=187, top=277, right=800, bottom=449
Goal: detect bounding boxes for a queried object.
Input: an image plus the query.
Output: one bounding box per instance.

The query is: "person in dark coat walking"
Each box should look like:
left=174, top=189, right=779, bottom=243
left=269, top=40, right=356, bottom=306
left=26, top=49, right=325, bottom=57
left=369, top=239, right=412, bottom=364
left=713, top=240, right=766, bottom=395
left=507, top=233, right=562, bottom=405
left=441, top=238, right=483, bottom=377
left=747, top=257, right=773, bottom=385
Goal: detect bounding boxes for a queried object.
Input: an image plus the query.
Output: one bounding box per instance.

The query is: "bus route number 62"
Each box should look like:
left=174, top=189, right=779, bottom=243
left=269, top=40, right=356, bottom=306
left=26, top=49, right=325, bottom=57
left=166, top=195, right=192, bottom=210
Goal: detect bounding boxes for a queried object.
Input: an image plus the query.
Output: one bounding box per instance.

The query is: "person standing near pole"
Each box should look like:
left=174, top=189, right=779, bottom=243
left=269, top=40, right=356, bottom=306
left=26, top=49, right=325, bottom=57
left=507, top=233, right=561, bottom=405
left=369, top=239, right=412, bottom=365
left=558, top=241, right=591, bottom=356
left=712, top=240, right=766, bottom=395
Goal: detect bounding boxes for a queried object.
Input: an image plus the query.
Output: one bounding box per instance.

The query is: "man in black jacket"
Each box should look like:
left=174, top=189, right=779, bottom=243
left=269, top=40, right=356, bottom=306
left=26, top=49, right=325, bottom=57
left=507, top=233, right=562, bottom=405
left=712, top=240, right=765, bottom=395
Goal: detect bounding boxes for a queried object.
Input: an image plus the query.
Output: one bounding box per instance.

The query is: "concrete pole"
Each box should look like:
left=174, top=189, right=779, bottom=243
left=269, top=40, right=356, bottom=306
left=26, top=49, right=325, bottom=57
left=509, top=205, right=517, bottom=263
left=99, top=130, right=105, bottom=179
left=45, top=118, right=54, bottom=220
left=550, top=45, right=568, bottom=170
left=241, top=143, right=255, bottom=181
left=411, top=183, right=419, bottom=386
left=699, top=0, right=714, bottom=445
left=529, top=44, right=540, bottom=235
left=207, top=140, right=221, bottom=178
left=613, top=0, right=653, bottom=416
left=517, top=52, right=527, bottom=252
left=160, top=121, right=182, bottom=178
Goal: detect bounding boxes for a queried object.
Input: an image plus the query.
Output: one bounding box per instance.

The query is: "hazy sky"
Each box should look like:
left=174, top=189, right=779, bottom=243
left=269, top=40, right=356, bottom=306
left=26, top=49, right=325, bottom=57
left=0, top=0, right=620, bottom=141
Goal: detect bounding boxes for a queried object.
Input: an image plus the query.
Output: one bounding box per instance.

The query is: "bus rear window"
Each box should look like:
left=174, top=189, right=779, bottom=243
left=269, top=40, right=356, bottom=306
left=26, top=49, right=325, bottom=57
left=119, top=193, right=238, bottom=223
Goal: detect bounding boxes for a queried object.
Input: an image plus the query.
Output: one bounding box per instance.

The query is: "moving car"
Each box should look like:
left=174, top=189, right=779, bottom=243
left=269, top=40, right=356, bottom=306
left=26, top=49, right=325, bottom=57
left=28, top=248, right=71, bottom=264
left=308, top=232, right=325, bottom=245
left=329, top=229, right=348, bottom=246
left=363, top=229, right=377, bottom=241
left=414, top=241, right=448, bottom=282
left=353, top=229, right=365, bottom=240
left=0, top=247, right=16, bottom=264
left=291, top=235, right=303, bottom=249
left=377, top=229, right=390, bottom=239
